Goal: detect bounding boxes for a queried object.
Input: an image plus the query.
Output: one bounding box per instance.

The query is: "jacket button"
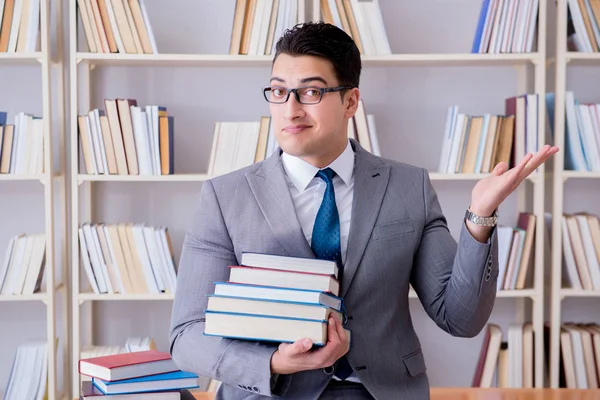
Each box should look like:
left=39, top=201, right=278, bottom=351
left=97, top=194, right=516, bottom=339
left=323, top=366, right=334, bottom=375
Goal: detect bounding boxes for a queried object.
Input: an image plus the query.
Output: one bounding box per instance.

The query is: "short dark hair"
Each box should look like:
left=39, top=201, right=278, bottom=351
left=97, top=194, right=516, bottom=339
left=273, top=22, right=361, bottom=89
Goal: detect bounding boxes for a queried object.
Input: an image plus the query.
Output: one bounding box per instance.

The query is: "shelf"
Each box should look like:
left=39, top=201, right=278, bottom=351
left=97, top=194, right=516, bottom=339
left=565, top=51, right=600, bottom=64
left=76, top=52, right=541, bottom=68
left=77, top=173, right=210, bottom=183
left=0, top=174, right=47, bottom=182
left=78, top=292, right=175, bottom=302
left=560, top=289, right=600, bottom=299
left=0, top=52, right=44, bottom=64
left=0, top=293, right=50, bottom=302
left=561, top=170, right=600, bottom=181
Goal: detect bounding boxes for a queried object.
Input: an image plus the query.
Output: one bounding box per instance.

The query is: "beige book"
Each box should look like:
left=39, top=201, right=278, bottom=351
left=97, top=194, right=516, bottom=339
left=321, top=0, right=334, bottom=24
left=487, top=116, right=504, bottom=172
left=342, top=0, right=363, bottom=54
left=461, top=116, right=483, bottom=174
left=566, top=214, right=594, bottom=290
left=254, top=116, right=270, bottom=163
left=493, top=115, right=514, bottom=167
left=127, top=0, right=153, bottom=53
left=77, top=116, right=95, bottom=174
left=480, top=115, right=498, bottom=173
left=229, top=0, right=248, bottom=54
left=89, top=0, right=110, bottom=53
left=578, top=0, right=599, bottom=51
left=515, top=213, right=536, bottom=289
left=124, top=224, right=151, bottom=293
left=106, top=224, right=134, bottom=294
left=76, top=0, right=97, bottom=52
left=116, top=99, right=139, bottom=174
left=121, top=0, right=143, bottom=53
left=0, top=0, right=16, bottom=52
left=97, top=0, right=117, bottom=52
left=576, top=324, right=598, bottom=388
left=83, top=0, right=103, bottom=52
left=116, top=224, right=145, bottom=293
left=108, top=0, right=136, bottom=53
left=239, top=0, right=257, bottom=55
left=335, top=0, right=351, bottom=34
left=104, top=99, right=128, bottom=174
left=522, top=323, right=534, bottom=388
left=497, top=341, right=509, bottom=387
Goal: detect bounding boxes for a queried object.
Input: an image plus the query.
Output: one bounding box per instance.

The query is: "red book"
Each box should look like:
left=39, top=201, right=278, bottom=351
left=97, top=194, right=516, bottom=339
left=78, top=350, right=178, bottom=381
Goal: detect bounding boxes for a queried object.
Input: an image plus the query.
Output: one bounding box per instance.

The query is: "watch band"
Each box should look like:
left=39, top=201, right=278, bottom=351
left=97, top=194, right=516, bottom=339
left=465, top=206, right=498, bottom=227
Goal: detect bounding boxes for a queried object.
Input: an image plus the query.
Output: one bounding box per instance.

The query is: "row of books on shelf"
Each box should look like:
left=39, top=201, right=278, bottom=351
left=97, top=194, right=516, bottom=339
left=78, top=0, right=158, bottom=54
left=0, top=111, right=45, bottom=175
left=472, top=322, right=533, bottom=388
left=566, top=0, right=600, bottom=53
left=438, top=94, right=537, bottom=174
left=78, top=348, right=199, bottom=399
left=207, top=99, right=380, bottom=177
left=0, top=0, right=40, bottom=53
left=0, top=232, right=46, bottom=296
left=204, top=252, right=345, bottom=346
left=496, top=212, right=536, bottom=291
left=3, top=341, right=47, bottom=400
left=472, top=0, right=539, bottom=54
left=78, top=222, right=177, bottom=295
left=230, top=0, right=299, bottom=56
left=318, top=0, right=390, bottom=56
left=547, top=92, right=600, bottom=172
left=78, top=99, right=174, bottom=176
left=559, top=212, right=600, bottom=291
left=558, top=322, right=600, bottom=389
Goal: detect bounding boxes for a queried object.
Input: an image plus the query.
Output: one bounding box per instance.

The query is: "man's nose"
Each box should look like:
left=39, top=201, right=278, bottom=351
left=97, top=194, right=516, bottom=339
left=284, top=92, right=304, bottom=120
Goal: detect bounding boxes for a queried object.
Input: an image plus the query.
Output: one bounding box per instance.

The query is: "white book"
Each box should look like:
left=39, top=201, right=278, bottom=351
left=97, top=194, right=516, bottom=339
left=248, top=0, right=266, bottom=55
left=130, top=106, right=153, bottom=174
left=575, top=215, right=600, bottom=290
left=567, top=0, right=593, bottom=52
left=102, top=225, right=125, bottom=294
left=523, top=0, right=539, bottom=52
left=0, top=236, right=18, bottom=293
left=446, top=113, right=466, bottom=173
left=12, top=235, right=34, bottom=295
left=86, top=114, right=103, bottom=174
left=7, top=0, right=23, bottom=52
left=152, top=228, right=173, bottom=293
left=142, top=226, right=167, bottom=292
left=21, top=234, right=46, bottom=295
left=157, top=227, right=177, bottom=293
left=25, top=0, right=39, bottom=52
left=438, top=106, right=458, bottom=172
left=363, top=0, right=391, bottom=55
left=256, top=0, right=273, bottom=55
left=93, top=109, right=110, bottom=174
left=90, top=224, right=114, bottom=294
left=366, top=114, right=381, bottom=157
left=510, top=0, right=528, bottom=52
left=78, top=229, right=100, bottom=294
left=479, top=0, right=499, bottom=53
left=82, top=224, right=108, bottom=293
left=143, top=106, right=156, bottom=174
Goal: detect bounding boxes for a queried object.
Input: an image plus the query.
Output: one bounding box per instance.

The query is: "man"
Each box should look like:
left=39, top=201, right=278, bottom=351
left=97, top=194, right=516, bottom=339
left=169, top=22, right=558, bottom=399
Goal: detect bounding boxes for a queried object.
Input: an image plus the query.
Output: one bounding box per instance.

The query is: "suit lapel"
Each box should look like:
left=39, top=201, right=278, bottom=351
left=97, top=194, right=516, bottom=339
left=245, top=150, right=315, bottom=259
left=341, top=142, right=390, bottom=297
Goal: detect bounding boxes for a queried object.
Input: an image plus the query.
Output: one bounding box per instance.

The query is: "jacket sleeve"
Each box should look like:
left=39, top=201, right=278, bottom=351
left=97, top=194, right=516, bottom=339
left=168, top=180, right=291, bottom=397
left=409, top=169, right=499, bottom=338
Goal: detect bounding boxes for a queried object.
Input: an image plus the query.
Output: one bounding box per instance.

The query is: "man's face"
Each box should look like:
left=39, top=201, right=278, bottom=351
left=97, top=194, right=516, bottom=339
left=268, top=54, right=358, bottom=167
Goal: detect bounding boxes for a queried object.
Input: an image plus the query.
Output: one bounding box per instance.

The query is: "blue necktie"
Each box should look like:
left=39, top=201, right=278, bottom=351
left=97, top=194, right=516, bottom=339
left=310, top=168, right=353, bottom=380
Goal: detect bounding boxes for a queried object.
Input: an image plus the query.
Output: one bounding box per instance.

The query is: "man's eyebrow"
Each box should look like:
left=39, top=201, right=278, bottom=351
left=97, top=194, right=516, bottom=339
left=269, top=76, right=328, bottom=85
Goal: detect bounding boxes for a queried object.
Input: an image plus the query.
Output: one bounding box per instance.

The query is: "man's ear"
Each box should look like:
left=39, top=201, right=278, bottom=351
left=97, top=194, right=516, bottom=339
left=343, top=88, right=360, bottom=119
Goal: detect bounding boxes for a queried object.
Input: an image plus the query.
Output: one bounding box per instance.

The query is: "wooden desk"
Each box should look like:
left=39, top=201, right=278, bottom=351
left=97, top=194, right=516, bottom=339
left=189, top=388, right=600, bottom=400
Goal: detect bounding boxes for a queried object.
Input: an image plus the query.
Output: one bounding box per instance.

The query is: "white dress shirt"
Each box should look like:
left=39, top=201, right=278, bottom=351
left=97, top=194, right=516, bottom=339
left=281, top=139, right=361, bottom=383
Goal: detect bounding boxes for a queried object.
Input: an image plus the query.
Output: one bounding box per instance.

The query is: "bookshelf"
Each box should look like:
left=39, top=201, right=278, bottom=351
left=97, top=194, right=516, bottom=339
left=312, top=0, right=548, bottom=389
left=68, top=0, right=549, bottom=396
left=0, top=0, right=68, bottom=399
left=548, top=0, right=600, bottom=389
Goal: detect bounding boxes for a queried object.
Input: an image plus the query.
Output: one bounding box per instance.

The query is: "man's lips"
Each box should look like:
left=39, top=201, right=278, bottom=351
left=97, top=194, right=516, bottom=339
left=283, top=125, right=311, bottom=133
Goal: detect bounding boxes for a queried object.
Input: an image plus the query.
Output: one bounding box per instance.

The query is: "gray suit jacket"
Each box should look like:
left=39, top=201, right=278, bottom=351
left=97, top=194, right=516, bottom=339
left=169, top=139, right=499, bottom=399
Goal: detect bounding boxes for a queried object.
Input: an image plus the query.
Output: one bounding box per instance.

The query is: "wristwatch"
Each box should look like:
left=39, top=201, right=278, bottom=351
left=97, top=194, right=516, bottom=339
left=464, top=206, right=498, bottom=227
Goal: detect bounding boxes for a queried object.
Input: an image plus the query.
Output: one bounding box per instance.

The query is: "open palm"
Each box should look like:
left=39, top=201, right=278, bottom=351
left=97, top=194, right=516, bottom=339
left=470, top=144, right=560, bottom=216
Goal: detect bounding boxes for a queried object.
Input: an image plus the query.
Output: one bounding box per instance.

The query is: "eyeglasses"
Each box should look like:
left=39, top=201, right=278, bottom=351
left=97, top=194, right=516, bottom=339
left=263, top=85, right=354, bottom=104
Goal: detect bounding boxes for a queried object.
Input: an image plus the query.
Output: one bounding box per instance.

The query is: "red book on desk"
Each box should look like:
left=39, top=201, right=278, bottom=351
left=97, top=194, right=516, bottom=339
left=78, top=350, right=178, bottom=382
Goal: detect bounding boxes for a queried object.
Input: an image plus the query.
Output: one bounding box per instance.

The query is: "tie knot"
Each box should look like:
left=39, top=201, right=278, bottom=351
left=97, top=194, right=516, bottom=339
left=316, top=168, right=336, bottom=184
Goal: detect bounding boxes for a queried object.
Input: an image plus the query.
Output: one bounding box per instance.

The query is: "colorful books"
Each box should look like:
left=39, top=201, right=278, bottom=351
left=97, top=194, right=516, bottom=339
left=79, top=350, right=178, bottom=382
left=204, top=252, right=345, bottom=346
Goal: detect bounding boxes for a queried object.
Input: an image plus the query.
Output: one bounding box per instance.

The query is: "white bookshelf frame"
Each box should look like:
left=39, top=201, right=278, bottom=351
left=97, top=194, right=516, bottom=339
left=548, top=0, right=600, bottom=388
left=68, top=0, right=549, bottom=395
left=0, top=1, right=68, bottom=399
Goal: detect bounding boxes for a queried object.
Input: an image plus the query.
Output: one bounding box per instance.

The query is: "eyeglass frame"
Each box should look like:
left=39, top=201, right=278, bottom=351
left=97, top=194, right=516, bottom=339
left=262, top=85, right=355, bottom=104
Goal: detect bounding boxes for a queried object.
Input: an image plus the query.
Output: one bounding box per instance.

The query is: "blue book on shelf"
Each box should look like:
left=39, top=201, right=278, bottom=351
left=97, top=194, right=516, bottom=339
left=471, top=0, right=492, bottom=53
left=0, top=111, right=7, bottom=125
left=92, top=370, right=199, bottom=395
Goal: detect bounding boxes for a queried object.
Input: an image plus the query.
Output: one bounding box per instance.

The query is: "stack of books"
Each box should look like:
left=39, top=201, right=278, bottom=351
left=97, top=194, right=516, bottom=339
left=78, top=349, right=199, bottom=399
left=203, top=253, right=345, bottom=346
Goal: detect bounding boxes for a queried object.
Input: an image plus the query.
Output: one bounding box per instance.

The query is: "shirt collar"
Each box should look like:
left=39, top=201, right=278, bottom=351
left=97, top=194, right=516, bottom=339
left=281, top=140, right=355, bottom=192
